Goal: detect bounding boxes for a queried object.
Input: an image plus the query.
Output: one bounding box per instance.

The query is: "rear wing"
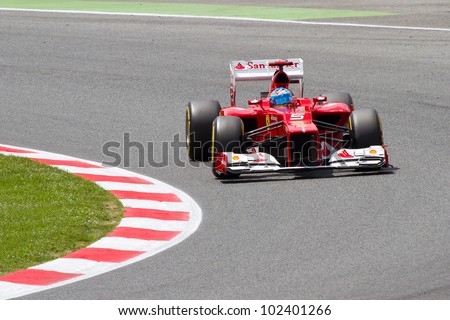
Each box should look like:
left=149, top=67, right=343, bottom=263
left=229, top=58, right=304, bottom=106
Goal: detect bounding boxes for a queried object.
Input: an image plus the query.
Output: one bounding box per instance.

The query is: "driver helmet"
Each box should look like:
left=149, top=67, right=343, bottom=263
left=270, top=87, right=293, bottom=107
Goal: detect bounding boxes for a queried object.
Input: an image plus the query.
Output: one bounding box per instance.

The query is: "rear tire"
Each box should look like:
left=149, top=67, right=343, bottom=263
left=321, top=92, right=354, bottom=110
left=212, top=116, right=243, bottom=179
left=349, top=109, right=383, bottom=148
left=186, top=100, right=221, bottom=161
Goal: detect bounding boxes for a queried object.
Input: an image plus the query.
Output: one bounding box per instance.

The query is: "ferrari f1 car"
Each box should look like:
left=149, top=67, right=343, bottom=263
left=186, top=58, right=390, bottom=178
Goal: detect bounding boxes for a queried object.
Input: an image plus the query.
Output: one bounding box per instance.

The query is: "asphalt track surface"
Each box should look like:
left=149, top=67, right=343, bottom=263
left=0, top=1, right=449, bottom=299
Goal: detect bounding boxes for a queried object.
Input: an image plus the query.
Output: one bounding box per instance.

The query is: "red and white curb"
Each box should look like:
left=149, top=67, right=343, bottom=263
left=0, top=144, right=202, bottom=299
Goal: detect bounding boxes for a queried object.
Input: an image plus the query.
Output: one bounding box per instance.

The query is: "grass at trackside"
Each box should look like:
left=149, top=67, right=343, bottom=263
left=0, top=1, right=395, bottom=20
left=0, top=154, right=123, bottom=276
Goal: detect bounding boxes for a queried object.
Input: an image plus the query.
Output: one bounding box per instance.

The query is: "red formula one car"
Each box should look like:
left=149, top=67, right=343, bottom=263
left=186, top=58, right=390, bottom=179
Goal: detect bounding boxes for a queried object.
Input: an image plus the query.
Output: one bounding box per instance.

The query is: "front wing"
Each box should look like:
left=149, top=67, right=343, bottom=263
left=215, top=146, right=391, bottom=175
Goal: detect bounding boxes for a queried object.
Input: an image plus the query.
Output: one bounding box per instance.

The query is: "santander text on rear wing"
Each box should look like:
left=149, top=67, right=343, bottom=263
left=229, top=58, right=304, bottom=106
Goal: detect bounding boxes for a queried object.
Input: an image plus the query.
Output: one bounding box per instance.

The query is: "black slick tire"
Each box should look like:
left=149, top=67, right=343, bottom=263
left=321, top=92, right=354, bottom=110
left=185, top=100, right=221, bottom=161
left=211, top=116, right=243, bottom=179
left=349, top=109, right=383, bottom=148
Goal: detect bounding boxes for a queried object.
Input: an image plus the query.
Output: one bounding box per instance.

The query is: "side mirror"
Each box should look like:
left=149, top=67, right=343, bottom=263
left=313, top=96, right=327, bottom=106
left=248, top=99, right=261, bottom=106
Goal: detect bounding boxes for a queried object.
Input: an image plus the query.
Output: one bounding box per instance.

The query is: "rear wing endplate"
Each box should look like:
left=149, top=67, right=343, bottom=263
left=229, top=58, right=304, bottom=106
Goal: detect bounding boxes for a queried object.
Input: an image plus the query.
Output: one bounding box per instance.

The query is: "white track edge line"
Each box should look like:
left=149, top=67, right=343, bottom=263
left=0, top=8, right=449, bottom=32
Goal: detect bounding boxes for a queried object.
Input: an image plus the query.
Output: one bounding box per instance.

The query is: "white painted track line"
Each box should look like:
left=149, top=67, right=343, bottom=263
left=0, top=8, right=449, bottom=32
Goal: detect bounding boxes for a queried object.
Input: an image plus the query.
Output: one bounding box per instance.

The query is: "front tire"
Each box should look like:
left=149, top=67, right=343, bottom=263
left=212, top=116, right=243, bottom=179
left=349, top=109, right=383, bottom=148
left=186, top=100, right=221, bottom=161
